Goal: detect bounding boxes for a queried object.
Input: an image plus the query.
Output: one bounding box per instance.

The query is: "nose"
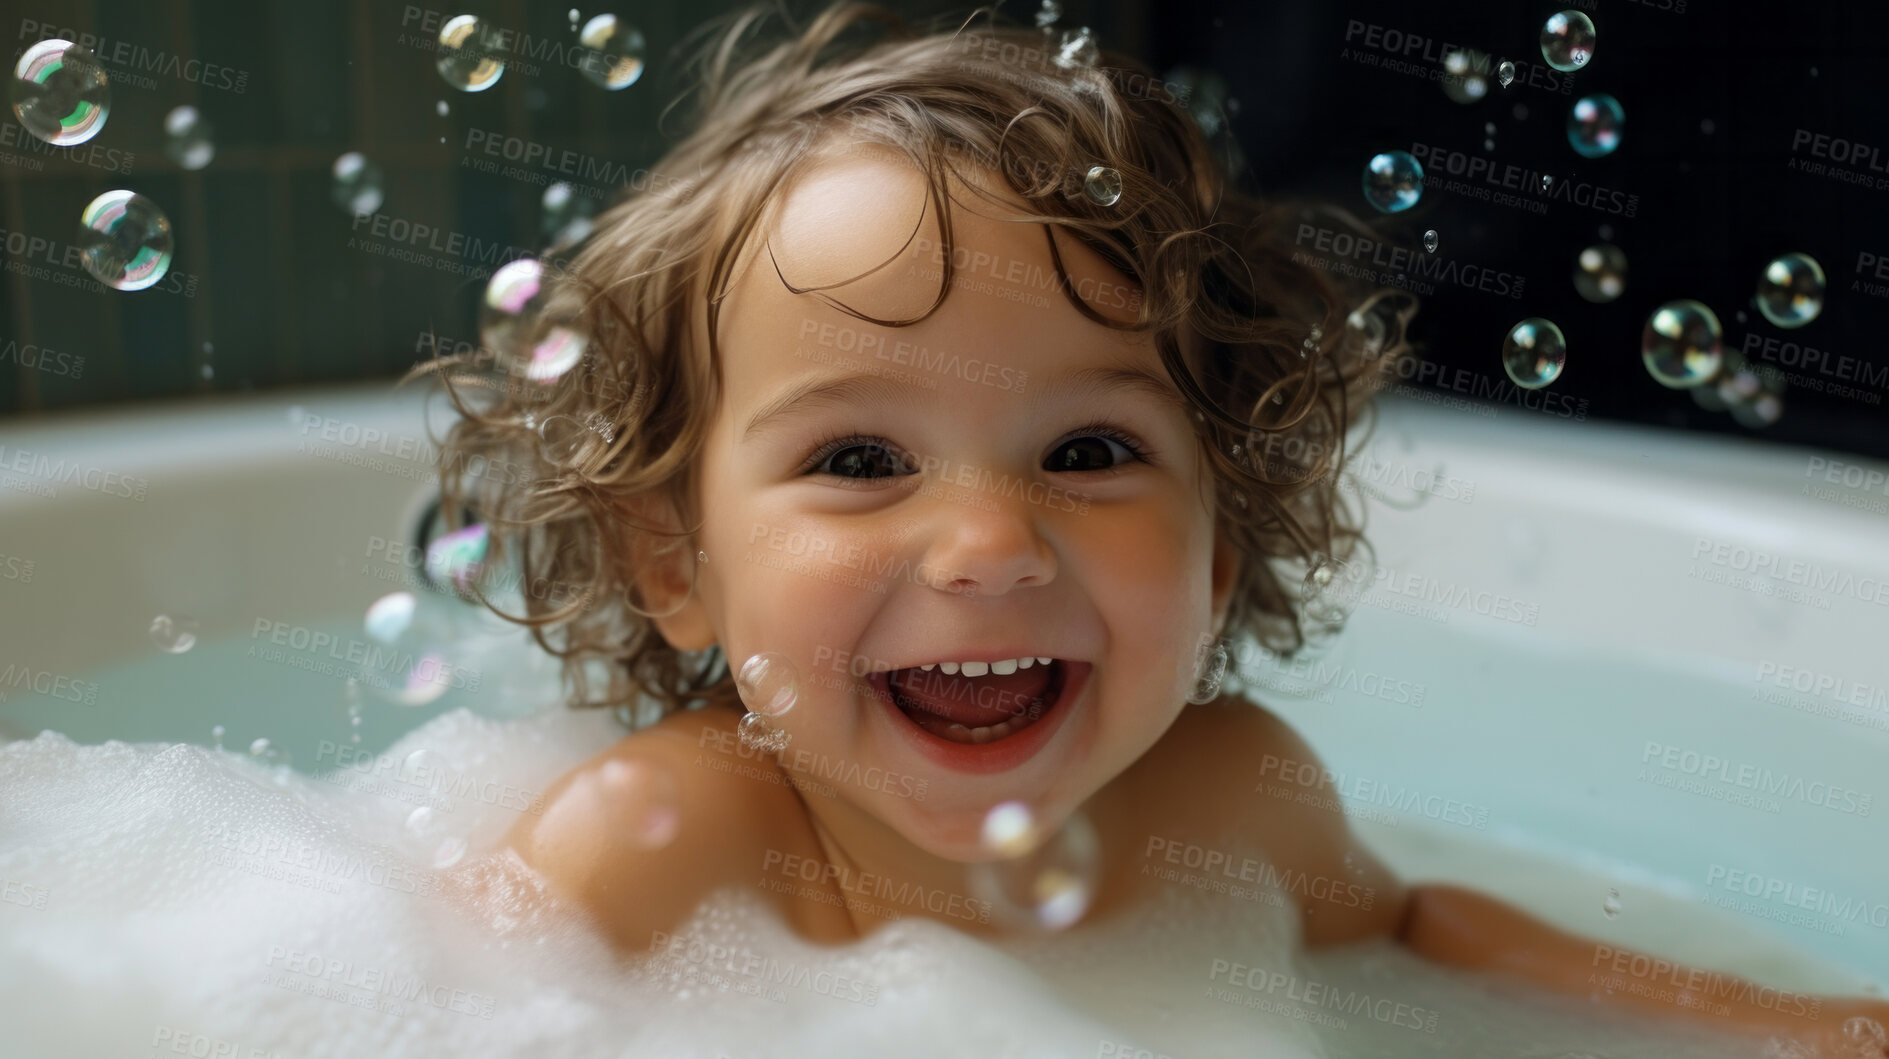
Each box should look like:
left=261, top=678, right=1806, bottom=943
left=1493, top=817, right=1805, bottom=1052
left=923, top=487, right=1058, bottom=597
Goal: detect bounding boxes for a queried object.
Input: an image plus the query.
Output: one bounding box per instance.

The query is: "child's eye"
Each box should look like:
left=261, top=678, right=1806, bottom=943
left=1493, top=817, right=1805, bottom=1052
left=799, top=423, right=1152, bottom=480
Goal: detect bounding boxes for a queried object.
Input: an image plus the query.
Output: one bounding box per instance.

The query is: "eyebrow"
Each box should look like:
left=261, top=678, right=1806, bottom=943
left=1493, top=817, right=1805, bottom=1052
left=742, top=362, right=1187, bottom=442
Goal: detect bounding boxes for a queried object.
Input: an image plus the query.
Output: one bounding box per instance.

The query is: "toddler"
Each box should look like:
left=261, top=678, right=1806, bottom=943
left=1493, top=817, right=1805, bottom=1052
left=418, top=4, right=1888, bottom=1053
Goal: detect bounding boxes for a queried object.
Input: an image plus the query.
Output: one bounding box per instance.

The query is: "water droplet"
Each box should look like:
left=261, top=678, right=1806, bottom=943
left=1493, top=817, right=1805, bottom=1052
left=1755, top=252, right=1825, bottom=329
left=331, top=152, right=384, bottom=215
left=10, top=40, right=110, bottom=146
left=1082, top=165, right=1123, bottom=207
left=436, top=14, right=506, bottom=91
left=1361, top=150, right=1424, bottom=213
left=1540, top=174, right=1553, bottom=191
left=1035, top=0, right=1062, bottom=29
left=1602, top=889, right=1622, bottom=918
left=1052, top=26, right=1099, bottom=68
left=436, top=99, right=450, bottom=117
left=163, top=106, right=216, bottom=170
left=1540, top=10, right=1597, bottom=72
left=594, top=761, right=679, bottom=849
left=1485, top=122, right=1497, bottom=136
left=969, top=810, right=1100, bottom=931
left=1483, top=138, right=1495, bottom=151
left=736, top=653, right=798, bottom=718
left=1440, top=48, right=1489, bottom=104
left=1422, top=230, right=1438, bottom=254
left=149, top=613, right=199, bottom=653
left=1497, top=60, right=1516, bottom=87
left=1573, top=244, right=1628, bottom=303
left=576, top=15, right=647, bottom=90
left=568, top=8, right=581, bottom=25
left=1502, top=318, right=1567, bottom=390
left=210, top=725, right=225, bottom=751
left=736, top=711, right=791, bottom=753
left=981, top=802, right=1040, bottom=858
left=1642, top=300, right=1724, bottom=388
left=78, top=191, right=174, bottom=292
left=358, top=592, right=460, bottom=707
left=1568, top=94, right=1624, bottom=158
left=696, top=550, right=708, bottom=564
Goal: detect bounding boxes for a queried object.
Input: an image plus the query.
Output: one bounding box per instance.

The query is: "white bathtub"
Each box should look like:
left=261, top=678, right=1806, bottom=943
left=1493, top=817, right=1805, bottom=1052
left=1, top=382, right=1884, bottom=1055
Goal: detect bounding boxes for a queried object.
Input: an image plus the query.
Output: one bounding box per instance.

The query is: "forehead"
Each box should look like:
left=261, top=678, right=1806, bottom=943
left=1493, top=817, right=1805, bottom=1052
left=708, top=141, right=1152, bottom=411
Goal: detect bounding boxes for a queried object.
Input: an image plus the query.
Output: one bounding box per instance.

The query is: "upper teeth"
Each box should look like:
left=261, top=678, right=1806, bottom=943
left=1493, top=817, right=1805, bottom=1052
left=921, top=657, right=1053, bottom=676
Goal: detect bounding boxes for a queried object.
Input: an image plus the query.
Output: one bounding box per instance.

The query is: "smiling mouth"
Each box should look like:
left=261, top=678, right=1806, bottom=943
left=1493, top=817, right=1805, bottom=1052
left=869, top=660, right=1067, bottom=745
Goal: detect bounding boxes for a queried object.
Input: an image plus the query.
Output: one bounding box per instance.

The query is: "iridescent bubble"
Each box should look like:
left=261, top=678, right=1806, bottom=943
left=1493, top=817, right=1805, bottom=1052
left=359, top=591, right=460, bottom=707
left=525, top=326, right=586, bottom=383
left=436, top=14, right=506, bottom=91
left=1082, top=165, right=1123, bottom=207
left=736, top=652, right=798, bottom=719
left=1362, top=151, right=1424, bottom=213
left=536, top=413, right=601, bottom=463
left=1573, top=244, right=1627, bottom=303
left=981, top=802, right=1040, bottom=858
left=1540, top=11, right=1597, bottom=71
left=1502, top=318, right=1567, bottom=390
left=969, top=810, right=1100, bottom=932
left=163, top=106, right=215, bottom=170
left=736, top=711, right=791, bottom=753
left=331, top=152, right=384, bottom=215
left=479, top=258, right=586, bottom=382
left=1568, top=94, right=1623, bottom=158
left=541, top=182, right=598, bottom=249
left=149, top=613, right=199, bottom=653
left=1035, top=0, right=1062, bottom=29
left=424, top=523, right=488, bottom=596
left=1540, top=174, right=1553, bottom=191
left=1422, top=229, right=1438, bottom=254
left=1755, top=252, right=1825, bottom=329
left=1441, top=48, right=1490, bottom=104
left=1053, top=26, right=1100, bottom=68
left=1497, top=60, right=1516, bottom=87
left=404, top=806, right=467, bottom=869
left=1642, top=300, right=1724, bottom=388
left=576, top=15, right=647, bottom=90
left=1602, top=889, right=1621, bottom=918
left=78, top=191, right=174, bottom=292
left=9, top=40, right=110, bottom=147
left=598, top=759, right=681, bottom=848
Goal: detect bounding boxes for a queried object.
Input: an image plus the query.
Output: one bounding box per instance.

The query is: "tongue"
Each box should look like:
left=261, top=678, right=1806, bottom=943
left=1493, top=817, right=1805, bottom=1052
left=889, top=664, right=1051, bottom=728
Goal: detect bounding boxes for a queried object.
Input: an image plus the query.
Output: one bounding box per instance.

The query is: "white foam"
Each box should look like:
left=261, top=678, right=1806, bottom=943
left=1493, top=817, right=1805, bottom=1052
left=0, top=709, right=1803, bottom=1057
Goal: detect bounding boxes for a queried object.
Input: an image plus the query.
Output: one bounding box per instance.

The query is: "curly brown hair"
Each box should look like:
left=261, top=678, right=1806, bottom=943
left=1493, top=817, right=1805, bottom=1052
left=404, top=1, right=1416, bottom=723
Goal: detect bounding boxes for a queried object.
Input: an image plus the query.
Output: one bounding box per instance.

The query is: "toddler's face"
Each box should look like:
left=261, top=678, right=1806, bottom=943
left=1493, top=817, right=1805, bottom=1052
left=669, top=144, right=1237, bottom=860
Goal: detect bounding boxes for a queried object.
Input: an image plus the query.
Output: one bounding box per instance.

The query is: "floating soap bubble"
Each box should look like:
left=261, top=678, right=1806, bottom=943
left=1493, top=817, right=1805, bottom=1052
left=1361, top=151, right=1424, bottom=213
left=478, top=258, right=586, bottom=382
left=149, top=613, right=199, bottom=653
left=1484, top=138, right=1495, bottom=151
left=576, top=15, right=647, bottom=89
left=1502, top=318, right=1567, bottom=390
left=1082, top=165, right=1123, bottom=207
left=1602, top=889, right=1621, bottom=918
left=1497, top=60, right=1516, bottom=87
left=1755, top=252, right=1825, bottom=328
left=331, top=152, right=384, bottom=215
left=1053, top=26, right=1100, bottom=68
left=1568, top=93, right=1623, bottom=158
left=1422, top=229, right=1438, bottom=254
left=210, top=725, right=225, bottom=751
left=736, top=711, right=791, bottom=753
left=163, top=106, right=215, bottom=170
left=736, top=652, right=799, bottom=719
left=424, top=523, right=489, bottom=596
left=1728, top=390, right=1784, bottom=428
left=1642, top=300, right=1723, bottom=388
left=981, top=802, right=1040, bottom=858
left=969, top=809, right=1100, bottom=932
left=1540, top=11, right=1596, bottom=71
left=1441, top=48, right=1489, bottom=104
left=524, top=326, right=585, bottom=383
left=435, top=99, right=450, bottom=117
left=78, top=191, right=174, bottom=292
left=1573, top=243, right=1627, bottom=302
left=1035, top=0, right=1062, bottom=29
left=10, top=40, right=110, bottom=146
left=399, top=748, right=455, bottom=789
left=537, top=414, right=604, bottom=463
left=405, top=806, right=467, bottom=869
left=1301, top=554, right=1370, bottom=629
left=436, top=14, right=506, bottom=91
left=598, top=759, right=681, bottom=848
left=248, top=737, right=290, bottom=769
left=541, top=182, right=598, bottom=249
left=1540, top=174, right=1553, bottom=191
left=1186, top=635, right=1226, bottom=704
left=359, top=591, right=462, bottom=707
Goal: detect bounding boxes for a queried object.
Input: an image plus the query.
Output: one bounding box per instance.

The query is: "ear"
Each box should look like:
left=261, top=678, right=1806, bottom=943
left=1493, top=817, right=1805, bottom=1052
left=1208, top=523, right=1241, bottom=641
left=624, top=501, right=718, bottom=653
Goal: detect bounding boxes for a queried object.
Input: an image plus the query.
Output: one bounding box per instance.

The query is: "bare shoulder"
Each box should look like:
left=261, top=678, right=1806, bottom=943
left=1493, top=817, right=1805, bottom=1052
left=498, top=705, right=840, bottom=949
left=1108, top=693, right=1409, bottom=946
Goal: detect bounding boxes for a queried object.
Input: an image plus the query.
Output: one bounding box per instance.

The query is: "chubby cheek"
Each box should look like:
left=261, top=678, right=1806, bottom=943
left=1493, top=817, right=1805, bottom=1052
left=1080, top=496, right=1215, bottom=718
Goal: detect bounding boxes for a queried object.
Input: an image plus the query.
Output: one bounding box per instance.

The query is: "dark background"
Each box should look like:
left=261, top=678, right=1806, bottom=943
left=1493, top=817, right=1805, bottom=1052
left=2, top=0, right=1885, bottom=459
